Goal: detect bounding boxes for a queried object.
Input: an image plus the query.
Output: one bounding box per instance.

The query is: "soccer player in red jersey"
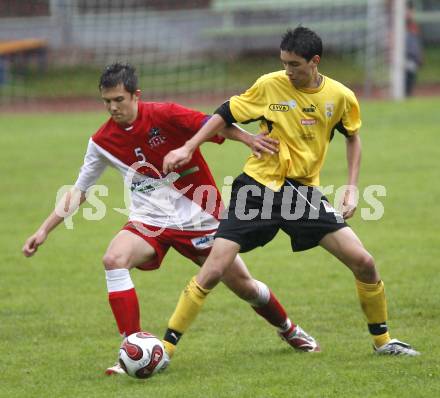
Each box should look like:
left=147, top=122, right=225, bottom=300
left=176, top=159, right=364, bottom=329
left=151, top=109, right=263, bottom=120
left=22, top=63, right=319, bottom=376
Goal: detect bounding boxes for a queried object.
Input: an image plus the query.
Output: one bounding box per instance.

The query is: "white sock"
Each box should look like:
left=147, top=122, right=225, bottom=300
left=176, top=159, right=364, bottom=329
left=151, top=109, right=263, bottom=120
left=105, top=269, right=134, bottom=292
left=279, top=319, right=292, bottom=333
left=247, top=280, right=271, bottom=307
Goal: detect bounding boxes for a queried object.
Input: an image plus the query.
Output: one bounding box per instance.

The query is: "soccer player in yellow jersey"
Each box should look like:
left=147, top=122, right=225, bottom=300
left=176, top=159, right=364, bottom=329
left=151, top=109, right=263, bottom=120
left=161, top=26, right=419, bottom=358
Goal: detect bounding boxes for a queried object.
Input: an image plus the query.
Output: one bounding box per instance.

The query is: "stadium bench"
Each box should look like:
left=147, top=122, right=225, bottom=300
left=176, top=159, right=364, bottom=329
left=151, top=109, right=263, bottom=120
left=0, top=38, right=48, bottom=84
left=0, top=38, right=47, bottom=56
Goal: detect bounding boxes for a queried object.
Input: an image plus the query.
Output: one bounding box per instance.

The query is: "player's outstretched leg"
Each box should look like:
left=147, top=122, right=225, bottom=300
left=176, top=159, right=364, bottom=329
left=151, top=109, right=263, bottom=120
left=162, top=239, right=240, bottom=357
left=248, top=280, right=320, bottom=352
left=356, top=279, right=420, bottom=356
left=225, top=255, right=320, bottom=352
left=220, top=254, right=320, bottom=352
left=320, top=227, right=419, bottom=356
left=162, top=276, right=210, bottom=358
left=163, top=251, right=320, bottom=357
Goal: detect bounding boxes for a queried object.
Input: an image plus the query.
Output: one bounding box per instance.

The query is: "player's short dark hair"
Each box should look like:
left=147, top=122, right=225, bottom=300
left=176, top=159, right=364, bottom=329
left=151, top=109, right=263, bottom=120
left=99, top=62, right=138, bottom=94
left=280, top=27, right=323, bottom=61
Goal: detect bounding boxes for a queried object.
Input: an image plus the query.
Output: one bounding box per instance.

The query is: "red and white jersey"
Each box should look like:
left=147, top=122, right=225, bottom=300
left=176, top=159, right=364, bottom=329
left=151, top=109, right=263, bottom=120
left=75, top=102, right=225, bottom=231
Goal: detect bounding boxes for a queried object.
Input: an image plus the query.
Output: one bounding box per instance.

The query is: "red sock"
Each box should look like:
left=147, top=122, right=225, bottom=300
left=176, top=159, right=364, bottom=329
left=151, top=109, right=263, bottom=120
left=108, top=288, right=141, bottom=336
left=252, top=291, right=295, bottom=329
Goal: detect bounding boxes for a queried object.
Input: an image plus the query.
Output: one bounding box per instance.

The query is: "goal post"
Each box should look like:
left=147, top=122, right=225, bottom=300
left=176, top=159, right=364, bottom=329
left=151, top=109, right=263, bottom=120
left=390, top=0, right=406, bottom=100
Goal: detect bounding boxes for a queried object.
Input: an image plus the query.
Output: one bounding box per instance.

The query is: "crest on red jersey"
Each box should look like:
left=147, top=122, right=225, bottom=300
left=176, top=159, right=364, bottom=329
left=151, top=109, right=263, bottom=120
left=148, top=127, right=167, bottom=148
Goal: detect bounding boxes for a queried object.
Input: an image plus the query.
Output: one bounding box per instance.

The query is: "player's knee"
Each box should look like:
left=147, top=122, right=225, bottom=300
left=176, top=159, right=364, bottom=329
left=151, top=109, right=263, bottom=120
left=357, top=252, right=375, bottom=270
left=102, top=251, right=129, bottom=270
left=353, top=252, right=377, bottom=279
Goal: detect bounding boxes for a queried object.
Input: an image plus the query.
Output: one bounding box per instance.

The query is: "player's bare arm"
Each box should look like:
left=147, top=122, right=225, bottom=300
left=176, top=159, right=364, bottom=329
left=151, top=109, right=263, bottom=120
left=163, top=114, right=227, bottom=173
left=220, top=125, right=279, bottom=159
left=341, top=133, right=362, bottom=219
left=22, top=187, right=86, bottom=257
left=163, top=114, right=280, bottom=173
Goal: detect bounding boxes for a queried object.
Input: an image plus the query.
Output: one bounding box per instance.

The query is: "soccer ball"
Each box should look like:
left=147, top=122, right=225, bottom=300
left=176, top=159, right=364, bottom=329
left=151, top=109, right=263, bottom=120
left=118, top=331, right=167, bottom=379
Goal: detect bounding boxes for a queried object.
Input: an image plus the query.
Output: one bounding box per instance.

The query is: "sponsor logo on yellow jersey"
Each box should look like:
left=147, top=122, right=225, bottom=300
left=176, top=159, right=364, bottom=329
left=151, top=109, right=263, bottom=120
left=269, top=104, right=289, bottom=112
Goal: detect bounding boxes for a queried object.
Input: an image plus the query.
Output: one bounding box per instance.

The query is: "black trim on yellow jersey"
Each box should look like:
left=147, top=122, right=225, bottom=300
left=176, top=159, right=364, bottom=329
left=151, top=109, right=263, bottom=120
left=216, top=100, right=274, bottom=132
left=215, top=101, right=236, bottom=125
left=330, top=119, right=349, bottom=141
left=242, top=117, right=274, bottom=133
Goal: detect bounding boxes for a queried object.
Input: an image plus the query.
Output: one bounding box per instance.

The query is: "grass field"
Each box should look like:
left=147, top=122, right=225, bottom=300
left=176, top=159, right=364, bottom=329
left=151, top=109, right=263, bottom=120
left=1, top=97, right=440, bottom=398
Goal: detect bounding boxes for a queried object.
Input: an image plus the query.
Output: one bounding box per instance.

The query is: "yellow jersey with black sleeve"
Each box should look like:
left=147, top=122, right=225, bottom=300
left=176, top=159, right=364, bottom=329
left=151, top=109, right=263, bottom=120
left=229, top=70, right=361, bottom=190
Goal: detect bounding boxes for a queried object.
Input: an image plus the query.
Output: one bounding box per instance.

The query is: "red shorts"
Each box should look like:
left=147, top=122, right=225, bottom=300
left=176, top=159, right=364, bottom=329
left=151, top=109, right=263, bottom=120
left=122, top=221, right=217, bottom=271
